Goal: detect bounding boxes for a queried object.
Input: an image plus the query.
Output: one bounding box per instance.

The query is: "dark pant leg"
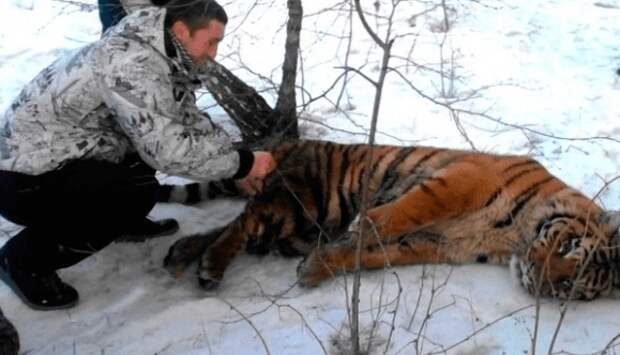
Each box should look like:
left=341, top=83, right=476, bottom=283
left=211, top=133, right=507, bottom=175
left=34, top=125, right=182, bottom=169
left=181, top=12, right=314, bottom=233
left=98, top=0, right=127, bottom=33
left=0, top=156, right=159, bottom=272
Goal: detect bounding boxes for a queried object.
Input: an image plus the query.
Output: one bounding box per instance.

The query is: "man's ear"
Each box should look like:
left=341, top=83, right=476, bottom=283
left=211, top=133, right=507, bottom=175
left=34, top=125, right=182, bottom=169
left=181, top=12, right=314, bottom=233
left=170, top=20, right=191, bottom=42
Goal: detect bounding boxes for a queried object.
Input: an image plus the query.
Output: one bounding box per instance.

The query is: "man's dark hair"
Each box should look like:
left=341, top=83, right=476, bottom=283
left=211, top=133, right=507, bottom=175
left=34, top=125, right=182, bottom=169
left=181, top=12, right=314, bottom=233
left=163, top=0, right=228, bottom=32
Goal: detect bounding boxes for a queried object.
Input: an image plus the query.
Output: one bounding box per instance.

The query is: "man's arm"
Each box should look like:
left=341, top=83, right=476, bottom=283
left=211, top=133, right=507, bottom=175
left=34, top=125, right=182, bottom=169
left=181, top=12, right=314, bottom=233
left=94, top=44, right=254, bottom=181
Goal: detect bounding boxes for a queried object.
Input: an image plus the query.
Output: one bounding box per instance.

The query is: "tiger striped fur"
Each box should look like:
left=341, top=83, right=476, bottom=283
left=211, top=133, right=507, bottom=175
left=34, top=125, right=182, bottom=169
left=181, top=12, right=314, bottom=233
left=165, top=140, right=620, bottom=300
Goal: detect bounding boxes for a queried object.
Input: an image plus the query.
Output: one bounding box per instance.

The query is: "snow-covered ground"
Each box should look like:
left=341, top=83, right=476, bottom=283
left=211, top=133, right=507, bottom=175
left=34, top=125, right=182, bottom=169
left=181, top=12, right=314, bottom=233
left=1, top=0, right=620, bottom=354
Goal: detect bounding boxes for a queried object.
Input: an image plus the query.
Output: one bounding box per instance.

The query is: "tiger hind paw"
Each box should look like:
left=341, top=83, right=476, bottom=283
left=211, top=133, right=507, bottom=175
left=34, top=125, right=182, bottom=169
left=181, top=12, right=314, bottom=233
left=296, top=249, right=333, bottom=288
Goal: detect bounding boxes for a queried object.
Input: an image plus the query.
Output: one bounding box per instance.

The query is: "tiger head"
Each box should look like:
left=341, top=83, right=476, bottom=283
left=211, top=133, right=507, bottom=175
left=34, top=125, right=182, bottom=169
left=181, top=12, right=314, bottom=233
left=239, top=202, right=274, bottom=256
left=513, top=211, right=620, bottom=300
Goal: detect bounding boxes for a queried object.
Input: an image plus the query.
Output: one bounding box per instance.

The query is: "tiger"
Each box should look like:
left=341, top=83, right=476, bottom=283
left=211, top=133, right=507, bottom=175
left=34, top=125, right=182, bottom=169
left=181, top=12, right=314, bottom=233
left=163, top=139, right=620, bottom=300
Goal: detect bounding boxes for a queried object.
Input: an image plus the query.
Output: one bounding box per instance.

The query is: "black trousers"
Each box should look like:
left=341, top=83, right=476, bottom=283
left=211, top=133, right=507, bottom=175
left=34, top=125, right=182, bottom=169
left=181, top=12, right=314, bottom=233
left=0, top=155, right=159, bottom=273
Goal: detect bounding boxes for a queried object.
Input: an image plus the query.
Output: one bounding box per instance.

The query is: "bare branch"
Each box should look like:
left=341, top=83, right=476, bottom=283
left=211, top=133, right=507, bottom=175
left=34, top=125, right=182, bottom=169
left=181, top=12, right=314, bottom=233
left=336, top=66, right=378, bottom=87
left=383, top=272, right=403, bottom=355
left=52, top=0, right=96, bottom=11
left=600, top=332, right=620, bottom=354
left=218, top=298, right=271, bottom=355
left=335, top=1, right=355, bottom=109
left=426, top=304, right=535, bottom=355
left=353, top=0, right=387, bottom=49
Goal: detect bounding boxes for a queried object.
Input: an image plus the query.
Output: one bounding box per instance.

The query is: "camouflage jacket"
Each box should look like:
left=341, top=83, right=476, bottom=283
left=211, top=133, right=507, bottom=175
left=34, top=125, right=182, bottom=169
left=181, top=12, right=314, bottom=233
left=0, top=7, right=251, bottom=181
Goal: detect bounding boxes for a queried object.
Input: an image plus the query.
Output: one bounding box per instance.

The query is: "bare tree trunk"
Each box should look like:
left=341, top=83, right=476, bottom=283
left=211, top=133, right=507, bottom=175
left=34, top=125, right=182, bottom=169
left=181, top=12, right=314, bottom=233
left=202, top=0, right=302, bottom=147
left=202, top=59, right=275, bottom=147
left=273, top=0, right=302, bottom=139
left=350, top=1, right=394, bottom=353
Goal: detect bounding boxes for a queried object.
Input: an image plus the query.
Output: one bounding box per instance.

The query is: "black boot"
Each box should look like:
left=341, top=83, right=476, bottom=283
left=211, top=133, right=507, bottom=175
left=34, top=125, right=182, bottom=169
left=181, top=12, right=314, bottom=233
left=0, top=307, right=19, bottom=355
left=116, top=218, right=180, bottom=242
left=0, top=249, right=78, bottom=311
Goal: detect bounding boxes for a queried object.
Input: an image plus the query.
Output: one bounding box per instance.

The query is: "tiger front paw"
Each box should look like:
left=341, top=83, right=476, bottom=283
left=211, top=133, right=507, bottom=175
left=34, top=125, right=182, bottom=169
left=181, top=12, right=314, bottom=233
left=164, top=229, right=224, bottom=278
left=197, top=253, right=224, bottom=291
left=197, top=269, right=221, bottom=291
left=164, top=235, right=203, bottom=278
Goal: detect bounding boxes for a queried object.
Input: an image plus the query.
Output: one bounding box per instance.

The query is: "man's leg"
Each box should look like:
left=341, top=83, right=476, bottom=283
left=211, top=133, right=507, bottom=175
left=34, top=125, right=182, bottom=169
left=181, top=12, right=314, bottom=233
left=97, top=0, right=126, bottom=33
left=0, top=156, right=173, bottom=309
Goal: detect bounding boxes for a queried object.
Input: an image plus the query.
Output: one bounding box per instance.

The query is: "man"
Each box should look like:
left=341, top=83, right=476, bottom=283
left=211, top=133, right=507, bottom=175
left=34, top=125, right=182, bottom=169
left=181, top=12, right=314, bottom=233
left=0, top=0, right=276, bottom=310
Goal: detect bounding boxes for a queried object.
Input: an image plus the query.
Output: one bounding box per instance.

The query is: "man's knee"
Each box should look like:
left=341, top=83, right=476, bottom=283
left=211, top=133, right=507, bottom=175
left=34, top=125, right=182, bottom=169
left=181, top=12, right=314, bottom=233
left=0, top=158, right=160, bottom=228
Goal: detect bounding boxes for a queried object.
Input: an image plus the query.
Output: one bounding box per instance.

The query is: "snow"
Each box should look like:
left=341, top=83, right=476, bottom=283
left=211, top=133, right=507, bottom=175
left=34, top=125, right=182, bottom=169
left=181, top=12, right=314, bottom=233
left=1, top=0, right=620, bottom=354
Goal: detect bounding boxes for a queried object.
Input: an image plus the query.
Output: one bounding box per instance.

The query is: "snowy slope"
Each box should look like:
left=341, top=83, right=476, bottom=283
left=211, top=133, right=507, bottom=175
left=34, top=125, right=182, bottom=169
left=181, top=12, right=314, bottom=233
left=1, top=0, right=619, bottom=354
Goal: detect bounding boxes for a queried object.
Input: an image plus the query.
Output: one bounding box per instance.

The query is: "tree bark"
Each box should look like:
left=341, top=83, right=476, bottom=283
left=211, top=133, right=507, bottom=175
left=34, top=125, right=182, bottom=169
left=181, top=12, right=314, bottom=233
left=274, top=0, right=302, bottom=139
left=202, top=60, right=275, bottom=147
left=202, top=0, right=302, bottom=147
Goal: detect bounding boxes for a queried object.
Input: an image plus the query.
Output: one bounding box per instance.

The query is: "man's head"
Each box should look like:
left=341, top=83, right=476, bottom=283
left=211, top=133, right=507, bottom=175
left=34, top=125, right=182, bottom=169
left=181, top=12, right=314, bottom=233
left=165, top=0, right=228, bottom=65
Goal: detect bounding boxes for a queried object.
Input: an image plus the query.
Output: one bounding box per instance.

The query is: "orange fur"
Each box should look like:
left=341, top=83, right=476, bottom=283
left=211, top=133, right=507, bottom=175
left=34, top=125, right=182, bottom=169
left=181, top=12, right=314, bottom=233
left=166, top=140, right=620, bottom=299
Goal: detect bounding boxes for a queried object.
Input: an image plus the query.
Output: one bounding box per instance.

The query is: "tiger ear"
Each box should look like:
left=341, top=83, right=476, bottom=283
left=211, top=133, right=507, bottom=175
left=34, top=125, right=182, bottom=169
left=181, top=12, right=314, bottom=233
left=599, top=210, right=620, bottom=236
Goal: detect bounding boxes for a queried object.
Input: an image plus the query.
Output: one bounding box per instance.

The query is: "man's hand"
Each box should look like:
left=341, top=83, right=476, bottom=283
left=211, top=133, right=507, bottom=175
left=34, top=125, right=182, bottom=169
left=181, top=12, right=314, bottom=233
left=235, top=151, right=276, bottom=196
left=247, top=151, right=276, bottom=179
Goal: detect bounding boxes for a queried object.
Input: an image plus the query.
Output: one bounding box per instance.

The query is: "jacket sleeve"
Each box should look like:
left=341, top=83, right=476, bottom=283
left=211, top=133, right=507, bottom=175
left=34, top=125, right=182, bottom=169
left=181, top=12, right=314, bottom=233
left=93, top=42, right=250, bottom=181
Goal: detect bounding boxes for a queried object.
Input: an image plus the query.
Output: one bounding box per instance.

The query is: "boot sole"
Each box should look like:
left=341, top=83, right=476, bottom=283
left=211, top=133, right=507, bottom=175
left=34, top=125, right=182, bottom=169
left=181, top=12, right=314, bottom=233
left=0, top=265, right=78, bottom=311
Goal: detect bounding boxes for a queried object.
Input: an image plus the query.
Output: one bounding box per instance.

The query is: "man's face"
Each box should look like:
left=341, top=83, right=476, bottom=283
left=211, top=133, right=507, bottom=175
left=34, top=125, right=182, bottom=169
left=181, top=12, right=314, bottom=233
left=175, top=20, right=225, bottom=65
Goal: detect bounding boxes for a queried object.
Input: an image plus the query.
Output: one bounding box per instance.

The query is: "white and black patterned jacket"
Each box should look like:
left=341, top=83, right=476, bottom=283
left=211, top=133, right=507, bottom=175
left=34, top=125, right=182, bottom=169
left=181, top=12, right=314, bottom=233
left=0, top=7, right=253, bottom=180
